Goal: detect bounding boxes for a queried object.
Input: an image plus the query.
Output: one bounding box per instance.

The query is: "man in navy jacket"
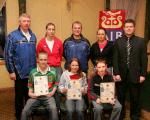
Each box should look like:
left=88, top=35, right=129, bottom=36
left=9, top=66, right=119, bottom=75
left=63, top=21, right=90, bottom=73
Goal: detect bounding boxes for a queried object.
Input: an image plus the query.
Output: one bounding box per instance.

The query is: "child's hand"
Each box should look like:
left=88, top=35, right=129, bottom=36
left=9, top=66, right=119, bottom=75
left=29, top=93, right=39, bottom=99
left=61, top=88, right=68, bottom=93
left=28, top=91, right=39, bottom=99
left=114, top=75, right=121, bottom=82
left=47, top=91, right=55, bottom=97
left=96, top=98, right=101, bottom=104
left=80, top=87, right=87, bottom=94
left=109, top=98, right=116, bottom=105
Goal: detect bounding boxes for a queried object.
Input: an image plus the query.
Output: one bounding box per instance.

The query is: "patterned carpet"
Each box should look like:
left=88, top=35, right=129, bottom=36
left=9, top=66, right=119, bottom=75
left=0, top=88, right=15, bottom=120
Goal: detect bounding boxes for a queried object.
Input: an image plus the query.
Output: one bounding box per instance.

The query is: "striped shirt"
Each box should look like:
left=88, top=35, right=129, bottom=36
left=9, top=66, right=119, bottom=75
left=28, top=66, right=58, bottom=93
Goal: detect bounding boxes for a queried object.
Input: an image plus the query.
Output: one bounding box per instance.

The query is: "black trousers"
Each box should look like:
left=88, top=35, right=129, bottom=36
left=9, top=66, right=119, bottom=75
left=116, top=73, right=141, bottom=120
left=15, top=75, right=29, bottom=120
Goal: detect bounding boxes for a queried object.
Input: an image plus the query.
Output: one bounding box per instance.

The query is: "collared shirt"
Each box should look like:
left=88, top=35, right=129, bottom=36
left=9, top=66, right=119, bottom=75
left=37, top=65, right=50, bottom=75
left=21, top=29, right=31, bottom=41
left=28, top=67, right=58, bottom=92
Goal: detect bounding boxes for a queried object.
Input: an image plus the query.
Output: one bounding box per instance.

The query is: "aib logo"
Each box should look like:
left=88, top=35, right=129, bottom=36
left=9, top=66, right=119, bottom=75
left=99, top=10, right=126, bottom=41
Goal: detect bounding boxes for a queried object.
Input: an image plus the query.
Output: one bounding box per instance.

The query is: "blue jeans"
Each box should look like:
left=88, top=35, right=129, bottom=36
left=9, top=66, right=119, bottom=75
left=66, top=99, right=85, bottom=120
left=21, top=96, right=58, bottom=120
left=92, top=99, right=122, bottom=120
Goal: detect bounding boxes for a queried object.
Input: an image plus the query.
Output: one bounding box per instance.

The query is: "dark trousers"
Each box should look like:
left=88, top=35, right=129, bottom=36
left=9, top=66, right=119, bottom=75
left=15, top=75, right=29, bottom=120
left=116, top=73, right=141, bottom=120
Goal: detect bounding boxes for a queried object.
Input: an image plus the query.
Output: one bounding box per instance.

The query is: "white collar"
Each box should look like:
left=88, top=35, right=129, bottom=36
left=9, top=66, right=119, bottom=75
left=37, top=66, right=51, bottom=75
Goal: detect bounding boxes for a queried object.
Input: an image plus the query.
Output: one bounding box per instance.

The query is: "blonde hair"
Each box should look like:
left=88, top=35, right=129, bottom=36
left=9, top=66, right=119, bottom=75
left=37, top=51, right=48, bottom=58
left=19, top=13, right=30, bottom=22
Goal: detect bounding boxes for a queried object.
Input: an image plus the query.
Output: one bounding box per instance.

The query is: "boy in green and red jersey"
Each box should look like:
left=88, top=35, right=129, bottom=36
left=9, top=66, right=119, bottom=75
left=21, top=52, right=58, bottom=120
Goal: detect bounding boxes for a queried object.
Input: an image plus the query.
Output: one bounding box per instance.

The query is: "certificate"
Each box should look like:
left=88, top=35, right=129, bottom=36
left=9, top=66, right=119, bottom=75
left=67, top=80, right=82, bottom=100
left=34, top=76, right=49, bottom=96
left=100, top=82, right=115, bottom=103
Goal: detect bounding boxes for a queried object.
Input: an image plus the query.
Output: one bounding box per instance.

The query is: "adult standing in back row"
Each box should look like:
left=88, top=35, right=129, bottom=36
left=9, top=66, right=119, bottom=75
left=90, top=28, right=113, bottom=73
left=4, top=13, right=37, bottom=120
left=36, top=22, right=63, bottom=109
left=37, top=22, right=63, bottom=81
left=113, top=19, right=147, bottom=120
left=63, top=21, right=90, bottom=73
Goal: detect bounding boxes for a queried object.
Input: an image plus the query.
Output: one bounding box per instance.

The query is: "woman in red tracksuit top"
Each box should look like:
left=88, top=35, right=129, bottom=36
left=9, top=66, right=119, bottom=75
left=37, top=22, right=63, bottom=81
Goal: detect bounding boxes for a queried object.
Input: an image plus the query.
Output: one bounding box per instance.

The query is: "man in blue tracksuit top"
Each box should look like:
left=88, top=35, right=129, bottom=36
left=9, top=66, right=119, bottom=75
left=63, top=21, right=90, bottom=73
left=4, top=13, right=36, bottom=120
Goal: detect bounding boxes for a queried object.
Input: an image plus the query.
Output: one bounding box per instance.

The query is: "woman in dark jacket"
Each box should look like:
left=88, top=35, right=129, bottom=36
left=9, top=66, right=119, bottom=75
left=90, top=28, right=114, bottom=73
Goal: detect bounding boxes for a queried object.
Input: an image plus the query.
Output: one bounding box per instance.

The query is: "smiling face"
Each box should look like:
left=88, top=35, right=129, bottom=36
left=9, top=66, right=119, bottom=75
left=70, top=60, right=79, bottom=73
left=72, top=23, right=82, bottom=38
left=123, top=22, right=135, bottom=37
left=97, top=29, right=106, bottom=42
left=46, top=24, right=55, bottom=38
left=19, top=16, right=30, bottom=32
left=96, top=62, right=107, bottom=76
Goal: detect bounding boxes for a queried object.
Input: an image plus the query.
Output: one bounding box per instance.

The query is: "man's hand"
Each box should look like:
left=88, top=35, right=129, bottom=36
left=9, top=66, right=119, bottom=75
left=114, top=75, right=121, bottom=82
left=140, top=76, right=145, bottom=83
left=9, top=73, right=16, bottom=80
left=96, top=98, right=101, bottom=104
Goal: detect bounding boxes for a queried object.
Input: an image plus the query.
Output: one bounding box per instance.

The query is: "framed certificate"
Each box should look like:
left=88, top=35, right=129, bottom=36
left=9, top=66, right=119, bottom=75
left=67, top=80, right=82, bottom=100
left=34, top=76, right=49, bottom=96
left=100, top=82, right=115, bottom=103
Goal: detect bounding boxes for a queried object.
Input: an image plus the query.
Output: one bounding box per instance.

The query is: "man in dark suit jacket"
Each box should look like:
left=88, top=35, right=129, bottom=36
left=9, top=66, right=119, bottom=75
left=113, top=19, right=147, bottom=120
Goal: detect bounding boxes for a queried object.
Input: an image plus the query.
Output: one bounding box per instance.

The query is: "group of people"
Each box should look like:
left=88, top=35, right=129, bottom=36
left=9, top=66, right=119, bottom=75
left=4, top=13, right=147, bottom=120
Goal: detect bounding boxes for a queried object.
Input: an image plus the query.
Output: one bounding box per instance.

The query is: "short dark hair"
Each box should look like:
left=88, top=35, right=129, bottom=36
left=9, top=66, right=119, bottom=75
left=95, top=58, right=107, bottom=66
left=124, top=19, right=135, bottom=27
left=97, top=28, right=107, bottom=35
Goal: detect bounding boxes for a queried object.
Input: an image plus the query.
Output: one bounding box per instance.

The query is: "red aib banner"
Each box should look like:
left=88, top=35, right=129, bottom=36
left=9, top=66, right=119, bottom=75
left=99, top=10, right=126, bottom=41
left=99, top=10, right=126, bottom=29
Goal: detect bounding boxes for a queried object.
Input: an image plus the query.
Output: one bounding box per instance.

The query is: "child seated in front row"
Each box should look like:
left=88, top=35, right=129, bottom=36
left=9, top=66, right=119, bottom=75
left=59, top=57, right=87, bottom=120
left=21, top=52, right=58, bottom=120
left=89, top=59, right=122, bottom=120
